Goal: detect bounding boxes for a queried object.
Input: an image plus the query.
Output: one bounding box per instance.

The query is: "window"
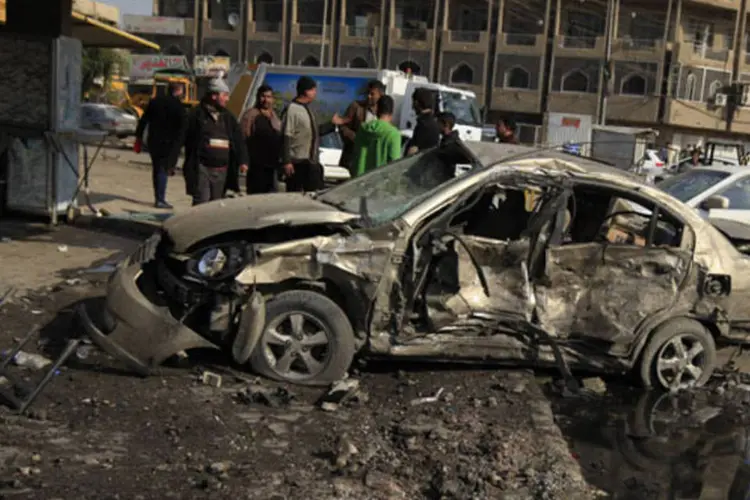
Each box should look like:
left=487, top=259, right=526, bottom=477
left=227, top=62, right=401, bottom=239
left=349, top=57, right=368, bottom=68
left=166, top=45, right=184, bottom=55
left=300, top=55, right=319, bottom=66
left=658, top=169, right=731, bottom=202
left=505, top=67, right=530, bottom=89
left=399, top=60, right=421, bottom=75
left=256, top=51, right=273, bottom=63
left=685, top=72, right=697, bottom=100
left=561, top=70, right=589, bottom=92
left=717, top=177, right=750, bottom=210
left=450, top=64, right=474, bottom=85
left=621, top=74, right=647, bottom=96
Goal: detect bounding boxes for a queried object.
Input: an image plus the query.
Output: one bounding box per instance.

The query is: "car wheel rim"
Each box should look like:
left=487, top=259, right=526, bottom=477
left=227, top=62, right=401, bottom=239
left=655, top=334, right=707, bottom=391
left=261, top=312, right=331, bottom=380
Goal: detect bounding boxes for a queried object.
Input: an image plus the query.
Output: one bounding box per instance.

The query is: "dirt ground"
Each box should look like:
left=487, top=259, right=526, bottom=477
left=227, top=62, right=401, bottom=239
left=0, top=223, right=600, bottom=499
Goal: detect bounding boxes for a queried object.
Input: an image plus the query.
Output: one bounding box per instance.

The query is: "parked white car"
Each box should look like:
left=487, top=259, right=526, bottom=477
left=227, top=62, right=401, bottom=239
left=319, top=133, right=350, bottom=184
left=657, top=166, right=750, bottom=223
left=80, top=103, right=137, bottom=138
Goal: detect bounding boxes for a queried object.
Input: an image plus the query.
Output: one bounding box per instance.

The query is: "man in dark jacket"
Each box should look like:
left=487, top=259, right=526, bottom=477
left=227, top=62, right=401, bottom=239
left=437, top=112, right=459, bottom=146
left=280, top=76, right=348, bottom=192
left=338, top=80, right=385, bottom=175
left=405, top=88, right=441, bottom=156
left=168, top=78, right=249, bottom=206
left=134, top=82, right=186, bottom=208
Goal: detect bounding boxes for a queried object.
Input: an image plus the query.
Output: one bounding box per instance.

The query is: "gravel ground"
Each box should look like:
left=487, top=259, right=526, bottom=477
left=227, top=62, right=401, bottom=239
left=0, top=267, right=601, bottom=499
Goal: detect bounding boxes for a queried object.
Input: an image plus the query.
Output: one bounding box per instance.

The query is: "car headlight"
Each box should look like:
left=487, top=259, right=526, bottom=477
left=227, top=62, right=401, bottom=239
left=188, top=245, right=251, bottom=280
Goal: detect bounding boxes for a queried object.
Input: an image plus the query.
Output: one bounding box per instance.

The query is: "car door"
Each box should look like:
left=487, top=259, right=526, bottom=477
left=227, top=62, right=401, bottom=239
left=418, top=177, right=569, bottom=333
left=705, top=176, right=750, bottom=224
left=534, top=184, right=693, bottom=343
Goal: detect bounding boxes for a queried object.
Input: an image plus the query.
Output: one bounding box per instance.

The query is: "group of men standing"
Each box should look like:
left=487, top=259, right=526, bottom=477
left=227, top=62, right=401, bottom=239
left=134, top=73, right=519, bottom=209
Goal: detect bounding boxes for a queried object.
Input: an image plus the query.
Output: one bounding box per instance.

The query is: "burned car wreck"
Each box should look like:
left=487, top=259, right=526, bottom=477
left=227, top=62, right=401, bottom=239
left=78, top=141, right=750, bottom=391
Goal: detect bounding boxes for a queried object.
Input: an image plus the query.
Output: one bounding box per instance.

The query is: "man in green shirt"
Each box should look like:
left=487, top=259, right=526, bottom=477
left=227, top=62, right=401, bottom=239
left=352, top=95, right=401, bottom=177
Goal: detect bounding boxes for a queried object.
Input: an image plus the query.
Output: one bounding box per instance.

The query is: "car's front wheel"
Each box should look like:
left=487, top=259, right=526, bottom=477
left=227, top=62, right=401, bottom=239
left=638, top=318, right=717, bottom=391
left=249, top=290, right=356, bottom=386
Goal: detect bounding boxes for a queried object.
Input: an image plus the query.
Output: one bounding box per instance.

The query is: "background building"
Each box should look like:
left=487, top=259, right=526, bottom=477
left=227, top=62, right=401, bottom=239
left=125, top=0, right=750, bottom=146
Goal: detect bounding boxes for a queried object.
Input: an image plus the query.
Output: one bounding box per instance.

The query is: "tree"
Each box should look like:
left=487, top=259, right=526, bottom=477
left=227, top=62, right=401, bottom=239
left=81, top=47, right=126, bottom=96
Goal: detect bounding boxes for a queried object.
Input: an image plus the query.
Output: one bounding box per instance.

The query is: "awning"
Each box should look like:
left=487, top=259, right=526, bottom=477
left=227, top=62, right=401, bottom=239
left=71, top=11, right=160, bottom=51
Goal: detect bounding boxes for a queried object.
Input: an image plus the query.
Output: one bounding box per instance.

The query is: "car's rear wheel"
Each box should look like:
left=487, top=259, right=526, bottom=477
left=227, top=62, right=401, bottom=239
left=249, top=290, right=355, bottom=386
left=638, top=318, right=716, bottom=391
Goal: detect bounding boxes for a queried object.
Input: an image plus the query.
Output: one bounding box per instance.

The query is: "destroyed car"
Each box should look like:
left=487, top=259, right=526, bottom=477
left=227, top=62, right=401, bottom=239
left=78, top=142, right=750, bottom=392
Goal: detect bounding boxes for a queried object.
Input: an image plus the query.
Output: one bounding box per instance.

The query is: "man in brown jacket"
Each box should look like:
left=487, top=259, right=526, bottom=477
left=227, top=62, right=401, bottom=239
left=240, top=84, right=283, bottom=194
left=338, top=80, right=385, bottom=175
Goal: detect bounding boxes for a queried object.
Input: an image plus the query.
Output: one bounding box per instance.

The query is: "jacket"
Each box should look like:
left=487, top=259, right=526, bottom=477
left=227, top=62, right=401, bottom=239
left=405, top=112, right=441, bottom=155
left=135, top=94, right=186, bottom=158
left=280, top=100, right=335, bottom=166
left=168, top=102, right=249, bottom=196
left=338, top=99, right=372, bottom=172
left=240, top=106, right=282, bottom=171
left=440, top=130, right=460, bottom=146
left=352, top=119, right=402, bottom=177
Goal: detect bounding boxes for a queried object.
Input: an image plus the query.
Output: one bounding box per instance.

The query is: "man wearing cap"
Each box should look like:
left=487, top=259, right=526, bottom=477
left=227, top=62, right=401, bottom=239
left=169, top=78, right=249, bottom=205
left=280, top=76, right=348, bottom=192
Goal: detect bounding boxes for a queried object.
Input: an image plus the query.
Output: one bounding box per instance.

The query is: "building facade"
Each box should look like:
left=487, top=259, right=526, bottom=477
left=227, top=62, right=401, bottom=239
left=127, top=0, right=750, bottom=141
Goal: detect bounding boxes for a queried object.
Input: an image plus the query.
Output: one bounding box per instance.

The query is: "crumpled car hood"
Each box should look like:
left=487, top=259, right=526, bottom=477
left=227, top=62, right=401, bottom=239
left=163, top=193, right=358, bottom=252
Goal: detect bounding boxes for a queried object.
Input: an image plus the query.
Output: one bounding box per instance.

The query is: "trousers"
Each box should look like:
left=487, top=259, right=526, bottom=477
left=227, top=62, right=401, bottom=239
left=192, top=165, right=228, bottom=206
left=150, top=155, right=169, bottom=204
left=285, top=160, right=324, bottom=193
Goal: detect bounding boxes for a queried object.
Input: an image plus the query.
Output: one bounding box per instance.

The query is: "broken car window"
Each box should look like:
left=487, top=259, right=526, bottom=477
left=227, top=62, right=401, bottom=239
left=316, top=142, right=480, bottom=226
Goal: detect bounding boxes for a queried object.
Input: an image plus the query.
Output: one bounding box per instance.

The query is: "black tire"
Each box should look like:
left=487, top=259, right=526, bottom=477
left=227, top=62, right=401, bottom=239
left=638, top=318, right=716, bottom=391
left=249, top=290, right=356, bottom=386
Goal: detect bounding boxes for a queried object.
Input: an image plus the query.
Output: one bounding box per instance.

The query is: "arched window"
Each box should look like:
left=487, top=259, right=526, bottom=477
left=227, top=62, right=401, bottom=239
left=215, top=49, right=230, bottom=57
left=300, top=55, right=320, bottom=66
left=561, top=70, right=589, bottom=92
left=256, top=51, right=273, bottom=64
left=450, top=63, right=474, bottom=85
left=685, top=72, right=697, bottom=100
left=505, top=67, right=530, bottom=89
left=398, top=60, right=421, bottom=75
left=621, top=74, right=647, bottom=96
left=708, top=80, right=723, bottom=98
left=166, top=45, right=183, bottom=55
left=349, top=57, right=368, bottom=68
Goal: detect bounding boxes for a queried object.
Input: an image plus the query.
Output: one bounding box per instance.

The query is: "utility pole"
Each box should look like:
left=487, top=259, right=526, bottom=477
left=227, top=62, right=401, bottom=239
left=727, top=0, right=747, bottom=131
left=320, top=0, right=329, bottom=66
left=597, top=0, right=616, bottom=125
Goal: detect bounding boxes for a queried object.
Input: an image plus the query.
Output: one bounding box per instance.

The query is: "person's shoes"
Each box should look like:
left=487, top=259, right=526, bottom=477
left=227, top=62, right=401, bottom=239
left=155, top=201, right=173, bottom=209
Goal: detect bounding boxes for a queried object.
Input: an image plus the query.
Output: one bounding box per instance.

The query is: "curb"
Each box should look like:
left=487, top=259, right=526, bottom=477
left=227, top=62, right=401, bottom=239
left=73, top=213, right=160, bottom=239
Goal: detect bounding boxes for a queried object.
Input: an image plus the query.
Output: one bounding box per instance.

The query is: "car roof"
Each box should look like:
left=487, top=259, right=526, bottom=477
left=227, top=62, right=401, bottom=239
left=464, top=141, right=639, bottom=179
left=688, top=165, right=750, bottom=175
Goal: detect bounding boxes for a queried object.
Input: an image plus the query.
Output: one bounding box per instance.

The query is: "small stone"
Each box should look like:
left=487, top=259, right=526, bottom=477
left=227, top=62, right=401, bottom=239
left=207, top=461, right=231, bottom=475
left=487, top=397, right=499, bottom=408
left=320, top=402, right=338, bottom=412
left=31, top=453, right=42, bottom=463
left=267, top=422, right=288, bottom=436
left=200, top=371, right=222, bottom=388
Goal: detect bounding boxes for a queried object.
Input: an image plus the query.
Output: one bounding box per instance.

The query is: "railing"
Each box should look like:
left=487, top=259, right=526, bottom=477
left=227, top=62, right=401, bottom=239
left=691, top=42, right=730, bottom=61
left=449, top=30, right=481, bottom=43
left=558, top=36, right=597, bottom=49
left=398, top=28, right=428, bottom=41
left=347, top=26, right=375, bottom=38
left=505, top=33, right=538, bottom=46
left=618, top=38, right=658, bottom=50
left=254, top=21, right=280, bottom=33
left=298, top=23, right=324, bottom=35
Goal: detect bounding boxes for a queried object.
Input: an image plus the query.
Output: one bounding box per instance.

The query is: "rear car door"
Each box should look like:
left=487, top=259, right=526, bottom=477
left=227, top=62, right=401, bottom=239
left=533, top=183, right=693, bottom=343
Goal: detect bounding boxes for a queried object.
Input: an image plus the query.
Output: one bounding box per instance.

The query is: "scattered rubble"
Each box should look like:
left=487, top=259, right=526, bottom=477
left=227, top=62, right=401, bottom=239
left=236, top=385, right=295, bottom=408
left=318, top=378, right=368, bottom=411
left=199, top=371, right=222, bottom=388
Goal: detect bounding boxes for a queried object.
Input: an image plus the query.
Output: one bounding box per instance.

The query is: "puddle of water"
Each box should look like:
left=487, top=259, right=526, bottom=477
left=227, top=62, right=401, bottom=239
left=548, top=383, right=750, bottom=499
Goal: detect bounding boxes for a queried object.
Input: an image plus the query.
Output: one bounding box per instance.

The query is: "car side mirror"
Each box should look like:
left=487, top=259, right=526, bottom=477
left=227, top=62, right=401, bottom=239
left=700, top=195, right=730, bottom=210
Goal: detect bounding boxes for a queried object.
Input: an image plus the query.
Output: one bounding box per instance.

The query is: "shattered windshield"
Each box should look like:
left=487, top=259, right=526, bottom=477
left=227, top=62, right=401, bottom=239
left=658, top=169, right=732, bottom=202
left=316, top=144, right=479, bottom=225
left=440, top=91, right=482, bottom=127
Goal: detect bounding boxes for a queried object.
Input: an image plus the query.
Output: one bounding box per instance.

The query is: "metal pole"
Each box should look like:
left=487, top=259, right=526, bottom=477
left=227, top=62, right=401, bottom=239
left=598, top=0, right=615, bottom=125
left=320, top=0, right=329, bottom=66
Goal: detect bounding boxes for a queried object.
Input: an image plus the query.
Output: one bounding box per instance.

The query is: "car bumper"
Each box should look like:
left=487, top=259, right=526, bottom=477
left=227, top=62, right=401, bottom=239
left=76, top=238, right=221, bottom=375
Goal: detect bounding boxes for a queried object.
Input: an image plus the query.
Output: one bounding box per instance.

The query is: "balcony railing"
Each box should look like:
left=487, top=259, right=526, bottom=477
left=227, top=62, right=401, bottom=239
left=347, top=26, right=375, bottom=37
left=255, top=21, right=280, bottom=33
left=505, top=33, right=538, bottom=46
left=398, top=28, right=428, bottom=41
left=618, top=37, right=658, bottom=50
left=298, top=23, right=324, bottom=35
left=691, top=42, right=730, bottom=61
left=449, top=30, right=481, bottom=43
left=558, top=36, right=597, bottom=49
